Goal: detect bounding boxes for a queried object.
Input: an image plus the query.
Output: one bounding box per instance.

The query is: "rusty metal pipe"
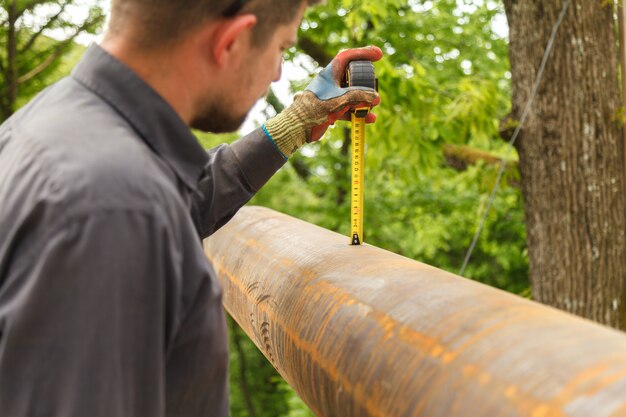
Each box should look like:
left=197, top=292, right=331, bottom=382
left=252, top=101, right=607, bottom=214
left=204, top=207, right=626, bottom=417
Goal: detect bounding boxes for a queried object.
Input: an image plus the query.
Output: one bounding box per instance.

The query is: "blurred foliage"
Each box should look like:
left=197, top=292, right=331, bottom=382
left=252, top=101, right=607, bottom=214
left=0, top=0, right=105, bottom=119
left=10, top=0, right=528, bottom=416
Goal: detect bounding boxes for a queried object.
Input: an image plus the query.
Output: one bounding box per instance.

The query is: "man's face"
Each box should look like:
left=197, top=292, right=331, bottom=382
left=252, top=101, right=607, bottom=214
left=191, top=3, right=306, bottom=133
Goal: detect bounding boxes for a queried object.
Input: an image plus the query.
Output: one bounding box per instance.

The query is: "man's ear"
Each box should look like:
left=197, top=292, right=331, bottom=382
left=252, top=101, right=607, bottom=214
left=211, top=14, right=258, bottom=68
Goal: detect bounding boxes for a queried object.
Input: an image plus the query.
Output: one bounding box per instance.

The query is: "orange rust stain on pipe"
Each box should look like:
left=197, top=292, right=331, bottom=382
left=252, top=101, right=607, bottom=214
left=311, top=279, right=453, bottom=362
left=553, top=364, right=626, bottom=408
left=505, top=385, right=519, bottom=399
left=442, top=305, right=547, bottom=364
left=529, top=404, right=565, bottom=417
left=610, top=401, right=626, bottom=417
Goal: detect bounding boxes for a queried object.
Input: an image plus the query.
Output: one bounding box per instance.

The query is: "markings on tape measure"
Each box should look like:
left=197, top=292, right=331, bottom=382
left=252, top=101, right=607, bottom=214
left=350, top=112, right=366, bottom=245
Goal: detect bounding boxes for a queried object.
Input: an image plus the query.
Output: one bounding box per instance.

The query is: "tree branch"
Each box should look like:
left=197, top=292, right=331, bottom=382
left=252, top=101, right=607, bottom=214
left=290, top=157, right=312, bottom=181
left=443, top=144, right=519, bottom=187
left=443, top=144, right=516, bottom=170
left=0, top=95, right=11, bottom=121
left=0, top=54, right=6, bottom=78
left=17, top=13, right=104, bottom=84
left=7, top=0, right=18, bottom=117
left=265, top=87, right=285, bottom=113
left=297, top=36, right=333, bottom=67
left=19, top=0, right=72, bottom=55
left=499, top=113, right=520, bottom=142
left=15, top=0, right=58, bottom=20
left=17, top=49, right=59, bottom=83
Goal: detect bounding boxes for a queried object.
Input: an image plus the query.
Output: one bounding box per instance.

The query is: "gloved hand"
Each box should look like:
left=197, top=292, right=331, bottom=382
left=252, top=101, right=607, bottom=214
left=263, top=46, right=383, bottom=158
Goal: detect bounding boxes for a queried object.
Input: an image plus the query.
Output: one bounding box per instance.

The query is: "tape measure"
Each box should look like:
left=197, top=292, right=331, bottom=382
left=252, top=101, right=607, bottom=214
left=342, top=61, right=378, bottom=245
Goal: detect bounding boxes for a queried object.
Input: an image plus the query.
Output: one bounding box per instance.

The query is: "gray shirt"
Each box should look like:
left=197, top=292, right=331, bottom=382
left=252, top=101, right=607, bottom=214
left=0, top=44, right=286, bottom=416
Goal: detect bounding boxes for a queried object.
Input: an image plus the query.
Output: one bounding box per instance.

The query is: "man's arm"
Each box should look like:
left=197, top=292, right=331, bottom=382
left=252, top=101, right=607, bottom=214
left=194, top=47, right=383, bottom=239
left=194, top=128, right=287, bottom=239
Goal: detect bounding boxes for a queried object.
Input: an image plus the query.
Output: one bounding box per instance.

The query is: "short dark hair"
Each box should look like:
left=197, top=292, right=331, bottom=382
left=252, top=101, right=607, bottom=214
left=108, top=0, right=323, bottom=49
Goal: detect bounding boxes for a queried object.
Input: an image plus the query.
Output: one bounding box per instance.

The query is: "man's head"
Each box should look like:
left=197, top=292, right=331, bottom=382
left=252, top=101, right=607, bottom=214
left=103, top=0, right=322, bottom=132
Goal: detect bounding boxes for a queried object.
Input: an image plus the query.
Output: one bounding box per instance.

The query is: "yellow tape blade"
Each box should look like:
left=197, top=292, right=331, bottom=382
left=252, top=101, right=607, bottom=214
left=350, top=114, right=366, bottom=245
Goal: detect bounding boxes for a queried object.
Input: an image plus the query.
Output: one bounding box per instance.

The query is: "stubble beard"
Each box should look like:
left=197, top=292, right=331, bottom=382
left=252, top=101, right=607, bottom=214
left=190, top=99, right=248, bottom=133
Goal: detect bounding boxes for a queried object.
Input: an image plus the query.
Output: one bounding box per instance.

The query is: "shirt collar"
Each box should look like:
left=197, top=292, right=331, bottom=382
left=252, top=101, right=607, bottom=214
left=71, top=44, right=208, bottom=192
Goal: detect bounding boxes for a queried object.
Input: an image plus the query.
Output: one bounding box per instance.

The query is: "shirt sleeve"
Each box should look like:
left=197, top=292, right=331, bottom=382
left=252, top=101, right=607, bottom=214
left=0, top=206, right=226, bottom=417
left=194, top=128, right=287, bottom=239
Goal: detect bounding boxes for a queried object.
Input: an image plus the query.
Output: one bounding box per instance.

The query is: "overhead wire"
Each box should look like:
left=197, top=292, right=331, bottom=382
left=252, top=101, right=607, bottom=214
left=459, top=0, right=571, bottom=276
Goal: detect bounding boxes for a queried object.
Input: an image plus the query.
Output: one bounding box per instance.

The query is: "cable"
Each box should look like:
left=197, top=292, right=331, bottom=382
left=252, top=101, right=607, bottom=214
left=459, top=0, right=571, bottom=276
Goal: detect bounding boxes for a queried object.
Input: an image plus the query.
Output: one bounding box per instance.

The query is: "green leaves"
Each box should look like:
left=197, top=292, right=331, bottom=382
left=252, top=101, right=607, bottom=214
left=0, top=0, right=106, bottom=119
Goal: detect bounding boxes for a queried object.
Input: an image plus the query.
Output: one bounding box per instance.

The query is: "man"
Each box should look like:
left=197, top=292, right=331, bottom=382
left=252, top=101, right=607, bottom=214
left=0, top=0, right=381, bottom=415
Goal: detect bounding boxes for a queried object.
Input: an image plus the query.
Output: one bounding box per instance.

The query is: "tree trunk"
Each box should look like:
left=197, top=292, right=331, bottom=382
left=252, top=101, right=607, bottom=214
left=229, top=317, right=258, bottom=417
left=503, top=0, right=626, bottom=329
left=5, top=1, right=18, bottom=119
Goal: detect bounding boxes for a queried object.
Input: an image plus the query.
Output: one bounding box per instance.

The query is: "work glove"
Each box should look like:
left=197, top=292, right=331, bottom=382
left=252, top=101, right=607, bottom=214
left=263, top=46, right=383, bottom=158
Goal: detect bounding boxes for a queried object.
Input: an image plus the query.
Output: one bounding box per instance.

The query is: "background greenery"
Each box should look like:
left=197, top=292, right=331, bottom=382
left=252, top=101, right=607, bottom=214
left=3, top=0, right=524, bottom=415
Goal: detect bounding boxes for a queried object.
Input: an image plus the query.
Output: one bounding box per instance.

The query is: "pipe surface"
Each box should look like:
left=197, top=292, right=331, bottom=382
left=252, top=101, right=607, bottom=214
left=204, top=206, right=626, bottom=417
